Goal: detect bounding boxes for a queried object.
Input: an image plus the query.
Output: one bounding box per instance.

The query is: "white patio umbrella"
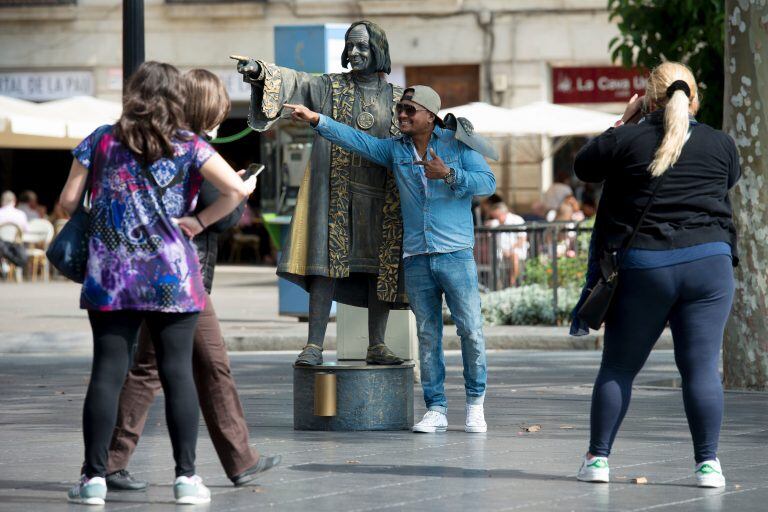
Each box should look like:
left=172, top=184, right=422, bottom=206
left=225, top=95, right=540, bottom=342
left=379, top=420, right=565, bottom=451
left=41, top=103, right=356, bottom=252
left=0, top=95, right=121, bottom=149
left=438, top=101, right=617, bottom=138
left=0, top=96, right=68, bottom=148
left=36, top=96, right=122, bottom=139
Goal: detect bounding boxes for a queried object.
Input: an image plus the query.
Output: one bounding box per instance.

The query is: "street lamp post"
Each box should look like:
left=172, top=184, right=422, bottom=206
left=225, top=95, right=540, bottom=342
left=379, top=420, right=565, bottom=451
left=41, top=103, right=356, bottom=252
left=122, top=0, right=145, bottom=83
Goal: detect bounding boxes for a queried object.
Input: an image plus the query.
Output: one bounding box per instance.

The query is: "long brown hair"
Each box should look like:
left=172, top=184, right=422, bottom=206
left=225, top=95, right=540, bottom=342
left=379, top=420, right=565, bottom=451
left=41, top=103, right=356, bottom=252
left=183, top=69, right=230, bottom=135
left=113, top=61, right=188, bottom=165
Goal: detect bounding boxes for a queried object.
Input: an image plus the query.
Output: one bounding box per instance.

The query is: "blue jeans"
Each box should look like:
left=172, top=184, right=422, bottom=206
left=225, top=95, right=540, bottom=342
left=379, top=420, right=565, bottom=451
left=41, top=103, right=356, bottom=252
left=404, top=249, right=487, bottom=413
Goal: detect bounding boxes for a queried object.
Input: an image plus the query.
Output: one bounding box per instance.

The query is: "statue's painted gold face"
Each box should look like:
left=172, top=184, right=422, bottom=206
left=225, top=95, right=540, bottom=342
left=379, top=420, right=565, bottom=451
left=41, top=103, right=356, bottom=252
left=346, top=25, right=372, bottom=73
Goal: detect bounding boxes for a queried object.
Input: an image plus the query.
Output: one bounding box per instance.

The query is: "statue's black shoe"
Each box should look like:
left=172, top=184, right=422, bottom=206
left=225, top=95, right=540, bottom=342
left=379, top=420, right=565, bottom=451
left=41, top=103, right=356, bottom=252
left=295, top=344, right=323, bottom=366
left=366, top=343, right=405, bottom=365
left=231, top=455, right=283, bottom=487
left=105, top=470, right=148, bottom=491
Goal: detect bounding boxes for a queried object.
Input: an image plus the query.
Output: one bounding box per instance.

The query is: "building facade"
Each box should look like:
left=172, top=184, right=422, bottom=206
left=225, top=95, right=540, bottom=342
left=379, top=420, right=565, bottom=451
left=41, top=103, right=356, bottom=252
left=0, top=0, right=625, bottom=211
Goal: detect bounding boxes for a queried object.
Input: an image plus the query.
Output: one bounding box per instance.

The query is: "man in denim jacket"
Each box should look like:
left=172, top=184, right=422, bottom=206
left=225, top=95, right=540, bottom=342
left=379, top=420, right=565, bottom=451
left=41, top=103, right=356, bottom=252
left=285, top=86, right=496, bottom=433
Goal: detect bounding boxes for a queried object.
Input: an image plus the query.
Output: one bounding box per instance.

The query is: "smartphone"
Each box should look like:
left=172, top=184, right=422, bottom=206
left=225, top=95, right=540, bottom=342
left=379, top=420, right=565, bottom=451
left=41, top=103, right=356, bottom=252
left=243, top=163, right=265, bottom=181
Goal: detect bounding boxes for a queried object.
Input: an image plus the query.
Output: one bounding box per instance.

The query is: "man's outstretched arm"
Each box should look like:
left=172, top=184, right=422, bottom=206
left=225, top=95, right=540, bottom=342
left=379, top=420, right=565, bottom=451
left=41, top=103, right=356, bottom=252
left=284, top=103, right=393, bottom=168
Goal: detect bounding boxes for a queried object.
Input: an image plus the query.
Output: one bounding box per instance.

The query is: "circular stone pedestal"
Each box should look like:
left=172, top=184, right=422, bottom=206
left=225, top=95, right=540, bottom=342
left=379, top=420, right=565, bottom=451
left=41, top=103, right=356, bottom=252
left=293, top=362, right=414, bottom=431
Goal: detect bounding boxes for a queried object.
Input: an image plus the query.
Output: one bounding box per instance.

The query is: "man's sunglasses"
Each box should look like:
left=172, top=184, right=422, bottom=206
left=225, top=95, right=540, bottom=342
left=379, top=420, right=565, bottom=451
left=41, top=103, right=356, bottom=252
left=396, top=103, right=427, bottom=116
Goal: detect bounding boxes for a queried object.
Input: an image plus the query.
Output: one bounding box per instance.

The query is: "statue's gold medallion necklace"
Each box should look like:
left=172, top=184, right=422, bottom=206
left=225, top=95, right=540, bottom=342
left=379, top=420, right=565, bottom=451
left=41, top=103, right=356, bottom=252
left=356, top=76, right=383, bottom=130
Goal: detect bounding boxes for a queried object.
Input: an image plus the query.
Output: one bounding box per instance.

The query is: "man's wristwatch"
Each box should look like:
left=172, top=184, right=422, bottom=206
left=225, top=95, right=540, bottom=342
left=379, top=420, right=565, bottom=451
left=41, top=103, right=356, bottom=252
left=443, top=167, right=457, bottom=186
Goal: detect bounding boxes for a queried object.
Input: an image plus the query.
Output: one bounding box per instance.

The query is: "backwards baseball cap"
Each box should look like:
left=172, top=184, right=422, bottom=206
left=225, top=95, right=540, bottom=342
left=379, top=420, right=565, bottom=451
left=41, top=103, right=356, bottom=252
left=402, top=85, right=445, bottom=127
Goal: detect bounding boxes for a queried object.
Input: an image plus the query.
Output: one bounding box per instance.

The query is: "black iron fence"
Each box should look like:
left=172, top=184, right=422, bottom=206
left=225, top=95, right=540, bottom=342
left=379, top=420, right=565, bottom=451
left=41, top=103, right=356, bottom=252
left=473, top=221, right=594, bottom=320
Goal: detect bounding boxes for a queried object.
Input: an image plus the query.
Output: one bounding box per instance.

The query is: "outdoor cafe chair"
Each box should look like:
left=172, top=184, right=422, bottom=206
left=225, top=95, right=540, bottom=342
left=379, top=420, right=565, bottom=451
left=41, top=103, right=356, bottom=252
left=0, top=223, right=24, bottom=283
left=23, top=218, right=55, bottom=282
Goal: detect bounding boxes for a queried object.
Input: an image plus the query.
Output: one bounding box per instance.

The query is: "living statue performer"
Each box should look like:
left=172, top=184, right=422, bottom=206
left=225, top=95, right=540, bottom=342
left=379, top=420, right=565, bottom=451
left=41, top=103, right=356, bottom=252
left=235, top=21, right=407, bottom=366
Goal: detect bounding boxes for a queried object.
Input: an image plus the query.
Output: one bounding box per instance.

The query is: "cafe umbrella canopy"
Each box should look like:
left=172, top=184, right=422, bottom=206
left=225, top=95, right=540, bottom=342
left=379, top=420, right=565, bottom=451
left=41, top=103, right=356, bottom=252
left=437, top=100, right=619, bottom=162
left=0, top=95, right=121, bottom=149
left=437, top=101, right=618, bottom=139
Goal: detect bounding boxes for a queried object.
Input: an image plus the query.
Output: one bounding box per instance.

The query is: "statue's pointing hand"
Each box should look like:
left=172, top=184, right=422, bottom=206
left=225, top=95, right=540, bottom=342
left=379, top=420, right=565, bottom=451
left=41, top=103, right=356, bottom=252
left=234, top=57, right=262, bottom=84
left=415, top=148, right=450, bottom=180
left=283, top=104, right=321, bottom=126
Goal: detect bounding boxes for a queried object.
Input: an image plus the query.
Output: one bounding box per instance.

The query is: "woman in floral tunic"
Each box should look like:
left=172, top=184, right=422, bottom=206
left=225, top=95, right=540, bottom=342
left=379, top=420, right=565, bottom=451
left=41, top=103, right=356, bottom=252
left=58, top=61, right=256, bottom=506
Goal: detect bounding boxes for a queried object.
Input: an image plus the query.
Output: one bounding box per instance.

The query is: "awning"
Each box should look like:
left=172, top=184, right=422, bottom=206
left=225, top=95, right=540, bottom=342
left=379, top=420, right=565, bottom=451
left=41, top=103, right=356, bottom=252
left=438, top=101, right=618, bottom=138
left=0, top=95, right=121, bottom=149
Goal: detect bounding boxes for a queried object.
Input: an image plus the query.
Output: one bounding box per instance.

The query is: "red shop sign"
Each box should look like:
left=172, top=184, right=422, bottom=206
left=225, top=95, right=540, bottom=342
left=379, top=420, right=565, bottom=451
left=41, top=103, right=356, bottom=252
left=552, top=66, right=647, bottom=104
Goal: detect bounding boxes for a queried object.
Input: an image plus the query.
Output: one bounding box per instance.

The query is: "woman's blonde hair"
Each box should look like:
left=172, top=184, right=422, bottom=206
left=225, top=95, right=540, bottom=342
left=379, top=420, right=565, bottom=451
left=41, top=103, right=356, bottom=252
left=645, top=62, right=699, bottom=176
left=182, top=69, right=230, bottom=135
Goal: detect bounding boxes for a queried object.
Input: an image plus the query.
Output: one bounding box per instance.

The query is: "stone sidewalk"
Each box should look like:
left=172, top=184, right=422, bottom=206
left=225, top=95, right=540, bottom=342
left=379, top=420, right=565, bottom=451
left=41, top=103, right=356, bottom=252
left=0, top=266, right=671, bottom=355
left=0, top=350, right=766, bottom=511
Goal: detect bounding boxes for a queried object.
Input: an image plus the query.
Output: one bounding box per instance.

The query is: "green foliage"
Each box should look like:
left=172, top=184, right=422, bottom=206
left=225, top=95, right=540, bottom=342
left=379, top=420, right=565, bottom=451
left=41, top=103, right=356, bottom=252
left=607, top=0, right=725, bottom=127
left=523, top=254, right=589, bottom=289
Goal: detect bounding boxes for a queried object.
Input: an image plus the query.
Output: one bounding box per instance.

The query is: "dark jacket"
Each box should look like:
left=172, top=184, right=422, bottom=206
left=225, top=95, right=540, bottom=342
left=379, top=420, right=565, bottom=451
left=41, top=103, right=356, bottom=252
left=193, top=180, right=247, bottom=293
left=574, top=111, right=741, bottom=264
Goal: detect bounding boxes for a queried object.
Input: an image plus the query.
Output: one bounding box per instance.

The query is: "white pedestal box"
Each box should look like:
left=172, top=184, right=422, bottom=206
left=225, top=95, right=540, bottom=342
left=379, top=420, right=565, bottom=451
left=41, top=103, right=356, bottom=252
left=336, top=304, right=420, bottom=382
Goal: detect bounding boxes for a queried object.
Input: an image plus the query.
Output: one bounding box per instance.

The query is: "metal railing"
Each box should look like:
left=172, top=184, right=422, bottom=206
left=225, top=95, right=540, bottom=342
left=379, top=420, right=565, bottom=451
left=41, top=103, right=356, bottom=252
left=473, top=221, right=594, bottom=319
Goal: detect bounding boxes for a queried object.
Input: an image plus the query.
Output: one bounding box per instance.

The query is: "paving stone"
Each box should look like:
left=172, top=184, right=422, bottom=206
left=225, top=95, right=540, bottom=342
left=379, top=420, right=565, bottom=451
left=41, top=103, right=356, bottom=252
left=0, top=350, right=766, bottom=511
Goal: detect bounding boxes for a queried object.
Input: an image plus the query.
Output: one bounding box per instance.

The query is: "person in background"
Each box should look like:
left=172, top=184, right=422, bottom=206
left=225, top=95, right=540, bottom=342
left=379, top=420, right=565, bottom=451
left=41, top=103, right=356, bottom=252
left=104, top=69, right=281, bottom=494
left=484, top=201, right=526, bottom=283
left=0, top=190, right=29, bottom=232
left=573, top=62, right=739, bottom=488
left=542, top=170, right=574, bottom=212
left=580, top=193, right=597, bottom=219
left=556, top=196, right=585, bottom=223
left=478, top=193, right=505, bottom=222
left=17, top=190, right=44, bottom=220
left=59, top=61, right=255, bottom=506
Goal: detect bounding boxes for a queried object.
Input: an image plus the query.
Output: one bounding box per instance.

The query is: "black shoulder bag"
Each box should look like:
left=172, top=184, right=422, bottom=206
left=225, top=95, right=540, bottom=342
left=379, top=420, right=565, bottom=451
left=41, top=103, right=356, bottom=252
left=577, top=170, right=668, bottom=330
left=46, top=128, right=109, bottom=283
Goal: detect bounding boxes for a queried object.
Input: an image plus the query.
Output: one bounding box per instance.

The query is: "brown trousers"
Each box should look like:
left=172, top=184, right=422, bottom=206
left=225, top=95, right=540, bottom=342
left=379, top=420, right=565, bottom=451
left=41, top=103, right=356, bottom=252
left=107, top=294, right=259, bottom=478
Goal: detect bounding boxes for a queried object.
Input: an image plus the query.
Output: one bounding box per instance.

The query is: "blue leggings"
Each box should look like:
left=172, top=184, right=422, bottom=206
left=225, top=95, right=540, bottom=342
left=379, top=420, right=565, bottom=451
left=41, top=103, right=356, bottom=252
left=589, top=255, right=734, bottom=463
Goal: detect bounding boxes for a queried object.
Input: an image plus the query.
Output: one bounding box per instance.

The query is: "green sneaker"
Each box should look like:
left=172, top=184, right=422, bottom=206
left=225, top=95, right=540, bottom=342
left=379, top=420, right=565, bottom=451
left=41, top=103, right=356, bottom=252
left=695, top=459, right=725, bottom=488
left=577, top=454, right=609, bottom=483
left=67, top=475, right=107, bottom=505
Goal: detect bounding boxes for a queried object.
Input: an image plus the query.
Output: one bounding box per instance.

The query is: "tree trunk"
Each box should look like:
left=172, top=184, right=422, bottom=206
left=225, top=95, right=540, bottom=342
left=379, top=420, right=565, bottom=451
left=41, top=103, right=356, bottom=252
left=722, top=1, right=768, bottom=390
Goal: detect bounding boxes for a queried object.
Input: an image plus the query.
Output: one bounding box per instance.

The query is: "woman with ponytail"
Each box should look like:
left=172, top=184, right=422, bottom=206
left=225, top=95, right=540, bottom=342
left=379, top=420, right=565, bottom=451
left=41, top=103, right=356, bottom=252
left=572, top=62, right=740, bottom=487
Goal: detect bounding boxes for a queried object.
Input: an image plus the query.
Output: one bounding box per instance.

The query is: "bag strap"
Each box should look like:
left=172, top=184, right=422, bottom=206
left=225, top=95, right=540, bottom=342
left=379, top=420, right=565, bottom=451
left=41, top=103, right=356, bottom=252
left=617, top=169, right=669, bottom=265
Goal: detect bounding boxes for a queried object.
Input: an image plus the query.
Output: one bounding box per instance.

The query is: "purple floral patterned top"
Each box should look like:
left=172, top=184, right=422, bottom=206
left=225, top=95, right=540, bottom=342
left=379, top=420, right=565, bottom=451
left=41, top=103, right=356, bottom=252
left=72, top=125, right=215, bottom=312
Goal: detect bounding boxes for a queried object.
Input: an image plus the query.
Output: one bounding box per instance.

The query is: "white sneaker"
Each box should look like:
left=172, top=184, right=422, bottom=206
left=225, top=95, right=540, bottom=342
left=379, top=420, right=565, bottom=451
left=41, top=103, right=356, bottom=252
left=67, top=475, right=107, bottom=505
left=174, top=475, right=211, bottom=505
left=577, top=454, right=609, bottom=483
left=465, top=404, right=487, bottom=433
left=695, top=459, right=726, bottom=488
left=412, top=410, right=448, bottom=433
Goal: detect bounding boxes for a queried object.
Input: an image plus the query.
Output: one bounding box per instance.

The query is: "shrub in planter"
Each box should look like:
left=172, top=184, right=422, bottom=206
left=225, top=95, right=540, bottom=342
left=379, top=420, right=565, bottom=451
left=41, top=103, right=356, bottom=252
left=475, top=284, right=581, bottom=326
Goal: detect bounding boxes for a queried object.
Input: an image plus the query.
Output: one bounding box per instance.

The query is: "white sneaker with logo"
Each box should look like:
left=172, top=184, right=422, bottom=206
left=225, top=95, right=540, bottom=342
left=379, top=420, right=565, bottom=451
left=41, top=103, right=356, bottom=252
left=412, top=410, right=448, bottom=433
left=67, top=475, right=107, bottom=505
left=695, top=459, right=726, bottom=488
left=174, top=475, right=211, bottom=505
left=577, top=454, right=610, bottom=483
left=465, top=404, right=487, bottom=433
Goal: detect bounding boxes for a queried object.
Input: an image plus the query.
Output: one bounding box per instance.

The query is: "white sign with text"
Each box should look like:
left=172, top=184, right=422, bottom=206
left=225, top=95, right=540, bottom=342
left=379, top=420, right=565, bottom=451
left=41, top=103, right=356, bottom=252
left=0, top=71, right=94, bottom=101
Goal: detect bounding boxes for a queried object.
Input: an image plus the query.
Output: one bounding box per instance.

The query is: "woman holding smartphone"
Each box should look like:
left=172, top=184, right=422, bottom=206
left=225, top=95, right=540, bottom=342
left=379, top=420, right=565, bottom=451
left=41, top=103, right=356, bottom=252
left=573, top=62, right=740, bottom=488
left=103, top=69, right=280, bottom=496
left=60, top=62, right=257, bottom=505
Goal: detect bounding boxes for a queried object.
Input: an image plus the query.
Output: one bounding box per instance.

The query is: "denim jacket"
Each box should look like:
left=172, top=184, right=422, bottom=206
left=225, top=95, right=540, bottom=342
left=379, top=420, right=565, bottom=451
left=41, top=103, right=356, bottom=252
left=314, top=114, right=496, bottom=256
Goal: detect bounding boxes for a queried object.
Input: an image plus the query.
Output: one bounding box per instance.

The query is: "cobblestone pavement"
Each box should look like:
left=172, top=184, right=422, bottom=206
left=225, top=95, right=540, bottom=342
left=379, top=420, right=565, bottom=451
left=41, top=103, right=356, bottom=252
left=1, top=350, right=766, bottom=511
